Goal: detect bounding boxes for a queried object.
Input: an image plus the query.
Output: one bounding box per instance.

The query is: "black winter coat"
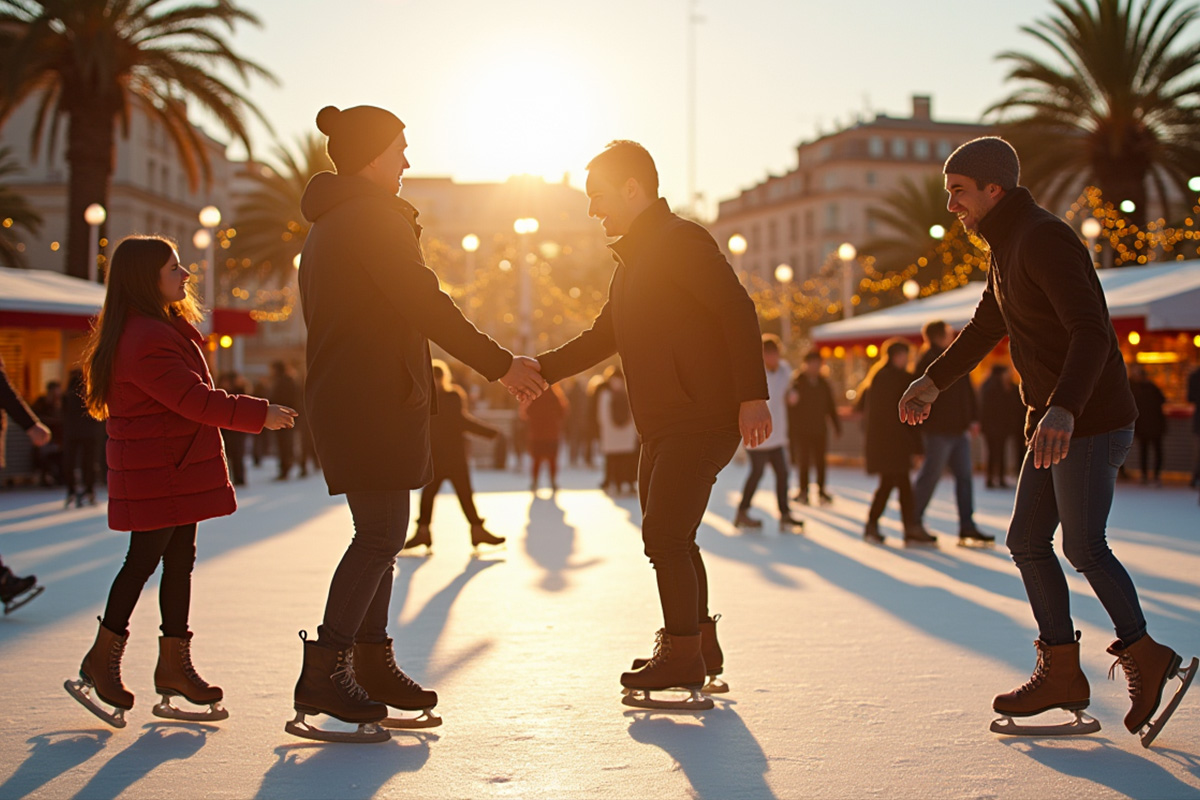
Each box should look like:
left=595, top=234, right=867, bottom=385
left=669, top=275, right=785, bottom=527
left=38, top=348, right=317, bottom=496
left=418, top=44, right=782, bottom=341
left=0, top=354, right=37, bottom=470
left=538, top=199, right=767, bottom=440
left=1130, top=378, right=1166, bottom=439
left=430, top=386, right=498, bottom=477
left=862, top=364, right=921, bottom=475
left=299, top=173, right=513, bottom=494
left=925, top=188, right=1137, bottom=441
left=915, top=346, right=976, bottom=435
left=788, top=373, right=841, bottom=439
left=979, top=373, right=1024, bottom=439
left=1190, top=368, right=1200, bottom=435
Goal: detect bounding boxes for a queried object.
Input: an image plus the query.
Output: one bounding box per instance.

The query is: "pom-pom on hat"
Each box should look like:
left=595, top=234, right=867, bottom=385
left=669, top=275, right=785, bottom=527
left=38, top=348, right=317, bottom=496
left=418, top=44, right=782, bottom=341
left=316, top=105, right=405, bottom=176
left=943, top=137, right=1020, bottom=191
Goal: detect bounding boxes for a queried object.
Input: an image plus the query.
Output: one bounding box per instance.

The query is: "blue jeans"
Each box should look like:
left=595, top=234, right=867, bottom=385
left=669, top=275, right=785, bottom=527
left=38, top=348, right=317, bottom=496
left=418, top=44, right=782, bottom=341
left=738, top=446, right=790, bottom=515
left=912, top=431, right=975, bottom=531
left=318, top=490, right=410, bottom=648
left=1006, top=425, right=1145, bottom=646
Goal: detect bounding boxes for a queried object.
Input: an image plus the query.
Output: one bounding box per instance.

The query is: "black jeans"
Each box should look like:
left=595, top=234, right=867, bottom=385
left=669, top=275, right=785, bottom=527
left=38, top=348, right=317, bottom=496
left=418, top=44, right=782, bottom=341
left=222, top=430, right=246, bottom=486
left=275, top=428, right=295, bottom=478
left=1007, top=425, right=1146, bottom=646
left=318, top=490, right=410, bottom=649
left=738, top=446, right=789, bottom=514
left=793, top=432, right=828, bottom=493
left=639, top=430, right=741, bottom=637
left=101, top=524, right=198, bottom=637
left=984, top=432, right=1009, bottom=485
left=1136, top=434, right=1163, bottom=481
left=417, top=468, right=483, bottom=526
left=63, top=434, right=97, bottom=496
left=867, top=472, right=916, bottom=526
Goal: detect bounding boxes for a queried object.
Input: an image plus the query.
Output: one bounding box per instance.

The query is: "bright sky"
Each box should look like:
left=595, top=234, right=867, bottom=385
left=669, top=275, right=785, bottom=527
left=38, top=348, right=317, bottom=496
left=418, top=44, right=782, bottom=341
left=228, top=0, right=1054, bottom=212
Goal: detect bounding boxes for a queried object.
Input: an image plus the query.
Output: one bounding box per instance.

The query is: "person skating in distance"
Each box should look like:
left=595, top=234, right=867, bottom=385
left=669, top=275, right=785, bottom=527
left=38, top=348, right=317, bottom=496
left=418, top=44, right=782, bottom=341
left=293, top=104, right=546, bottom=743
left=0, top=354, right=51, bottom=614
left=65, top=236, right=297, bottom=729
left=536, top=141, right=770, bottom=711
left=898, top=137, right=1196, bottom=746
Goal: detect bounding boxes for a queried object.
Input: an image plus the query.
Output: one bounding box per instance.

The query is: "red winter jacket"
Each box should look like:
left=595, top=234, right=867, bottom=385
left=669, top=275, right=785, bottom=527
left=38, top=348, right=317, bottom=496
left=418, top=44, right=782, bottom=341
left=105, top=313, right=268, bottom=532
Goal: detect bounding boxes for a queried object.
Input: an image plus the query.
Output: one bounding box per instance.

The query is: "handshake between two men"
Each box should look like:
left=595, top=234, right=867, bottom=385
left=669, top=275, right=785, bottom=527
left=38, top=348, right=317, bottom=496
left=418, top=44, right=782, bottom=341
left=498, top=355, right=549, bottom=403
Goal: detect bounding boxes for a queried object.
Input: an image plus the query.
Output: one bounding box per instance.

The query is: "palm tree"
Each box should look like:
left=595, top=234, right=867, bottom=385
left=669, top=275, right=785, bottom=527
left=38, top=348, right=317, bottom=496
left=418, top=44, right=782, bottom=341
left=0, top=0, right=275, bottom=280
left=987, top=0, right=1200, bottom=227
left=228, top=132, right=330, bottom=285
left=862, top=175, right=958, bottom=273
left=0, top=145, right=42, bottom=267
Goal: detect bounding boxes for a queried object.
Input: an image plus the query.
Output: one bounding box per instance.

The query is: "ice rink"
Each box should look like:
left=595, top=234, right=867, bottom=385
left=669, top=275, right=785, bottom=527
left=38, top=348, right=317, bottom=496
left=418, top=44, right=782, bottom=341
left=1, top=459, right=1198, bottom=799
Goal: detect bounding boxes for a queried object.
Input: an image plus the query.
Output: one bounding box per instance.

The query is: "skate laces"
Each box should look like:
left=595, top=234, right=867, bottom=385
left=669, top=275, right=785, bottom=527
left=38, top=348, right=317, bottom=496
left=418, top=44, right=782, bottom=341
left=109, top=636, right=127, bottom=685
left=1109, top=651, right=1142, bottom=700
left=177, top=639, right=208, bottom=687
left=333, top=651, right=372, bottom=701
left=648, top=629, right=672, bottom=666
left=383, top=648, right=420, bottom=690
left=1018, top=644, right=1051, bottom=695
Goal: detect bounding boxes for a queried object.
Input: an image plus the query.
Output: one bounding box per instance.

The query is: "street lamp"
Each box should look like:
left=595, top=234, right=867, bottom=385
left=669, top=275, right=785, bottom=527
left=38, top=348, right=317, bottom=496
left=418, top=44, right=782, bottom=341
left=461, top=233, right=480, bottom=310
left=196, top=205, right=221, bottom=345
left=1081, top=217, right=1102, bottom=268
left=1189, top=176, right=1200, bottom=193
left=774, top=263, right=794, bottom=351
left=902, top=279, right=921, bottom=301
left=837, top=242, right=857, bottom=319
left=728, top=234, right=747, bottom=274
left=513, top=218, right=539, bottom=354
left=929, top=224, right=946, bottom=240
left=84, top=203, right=106, bottom=283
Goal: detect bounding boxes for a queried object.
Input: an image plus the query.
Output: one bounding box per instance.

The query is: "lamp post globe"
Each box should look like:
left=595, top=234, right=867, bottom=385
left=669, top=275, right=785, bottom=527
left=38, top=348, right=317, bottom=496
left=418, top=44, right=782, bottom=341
left=84, top=204, right=107, bottom=283
left=198, top=205, right=221, bottom=229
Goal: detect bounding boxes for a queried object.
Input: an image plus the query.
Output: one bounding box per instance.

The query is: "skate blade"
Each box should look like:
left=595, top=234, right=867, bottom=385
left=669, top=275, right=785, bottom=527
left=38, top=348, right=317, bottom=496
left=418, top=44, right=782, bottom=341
left=3, top=585, right=44, bottom=614
left=381, top=709, right=442, bottom=729
left=990, top=710, right=1100, bottom=737
left=64, top=679, right=127, bottom=729
left=702, top=677, right=730, bottom=695
left=621, top=688, right=714, bottom=712
left=1140, top=656, right=1198, bottom=748
left=284, top=711, right=390, bottom=744
left=957, top=539, right=996, bottom=549
left=152, top=696, right=229, bottom=722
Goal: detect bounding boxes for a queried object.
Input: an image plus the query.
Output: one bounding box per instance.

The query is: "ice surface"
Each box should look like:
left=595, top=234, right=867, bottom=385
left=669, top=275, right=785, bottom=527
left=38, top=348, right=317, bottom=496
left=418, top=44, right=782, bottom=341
left=0, top=461, right=1197, bottom=799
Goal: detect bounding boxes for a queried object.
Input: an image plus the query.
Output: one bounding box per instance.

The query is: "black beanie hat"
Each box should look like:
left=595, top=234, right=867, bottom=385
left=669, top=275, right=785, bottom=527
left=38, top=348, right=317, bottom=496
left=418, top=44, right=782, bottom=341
left=943, top=137, right=1020, bottom=191
left=316, top=105, right=405, bottom=176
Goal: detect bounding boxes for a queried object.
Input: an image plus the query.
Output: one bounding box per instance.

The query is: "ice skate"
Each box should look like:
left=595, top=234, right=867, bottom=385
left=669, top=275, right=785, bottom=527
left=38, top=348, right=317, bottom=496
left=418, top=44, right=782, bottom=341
left=65, top=620, right=134, bottom=729
left=286, top=631, right=390, bottom=744
left=779, top=514, right=805, bottom=533
left=863, top=521, right=885, bottom=545
left=990, top=635, right=1099, bottom=737
left=818, top=490, right=834, bottom=505
left=630, top=615, right=728, bottom=694
left=903, top=524, right=938, bottom=547
left=957, top=527, right=996, bottom=548
left=470, top=521, right=505, bottom=550
left=401, top=524, right=433, bottom=555
left=1, top=567, right=43, bottom=614
left=353, top=638, right=442, bottom=729
left=733, top=510, right=762, bottom=529
left=1107, top=634, right=1199, bottom=748
left=621, top=630, right=714, bottom=711
left=151, top=634, right=229, bottom=722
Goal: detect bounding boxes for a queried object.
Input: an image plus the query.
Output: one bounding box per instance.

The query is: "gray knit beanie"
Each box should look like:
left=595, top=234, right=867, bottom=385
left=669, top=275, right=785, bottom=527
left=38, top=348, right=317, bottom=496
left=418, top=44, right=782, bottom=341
left=943, top=137, right=1020, bottom=190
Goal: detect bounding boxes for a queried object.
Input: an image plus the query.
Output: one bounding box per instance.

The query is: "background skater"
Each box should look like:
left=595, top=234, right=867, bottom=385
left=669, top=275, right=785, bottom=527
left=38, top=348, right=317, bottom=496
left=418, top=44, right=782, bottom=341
left=537, top=140, right=770, bottom=710
left=900, top=137, right=1196, bottom=745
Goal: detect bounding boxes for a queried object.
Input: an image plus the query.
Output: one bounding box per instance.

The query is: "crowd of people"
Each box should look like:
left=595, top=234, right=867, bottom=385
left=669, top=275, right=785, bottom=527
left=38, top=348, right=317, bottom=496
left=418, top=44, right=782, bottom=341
left=0, top=121, right=1197, bottom=748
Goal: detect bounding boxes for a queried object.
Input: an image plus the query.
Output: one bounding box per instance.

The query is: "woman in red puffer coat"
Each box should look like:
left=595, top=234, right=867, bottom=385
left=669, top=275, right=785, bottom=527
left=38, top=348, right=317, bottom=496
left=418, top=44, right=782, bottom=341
left=64, top=236, right=297, bottom=729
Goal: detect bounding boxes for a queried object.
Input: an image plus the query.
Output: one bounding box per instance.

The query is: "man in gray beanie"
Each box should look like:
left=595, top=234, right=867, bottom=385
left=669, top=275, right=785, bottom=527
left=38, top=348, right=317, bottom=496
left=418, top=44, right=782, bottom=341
left=897, top=136, right=1196, bottom=743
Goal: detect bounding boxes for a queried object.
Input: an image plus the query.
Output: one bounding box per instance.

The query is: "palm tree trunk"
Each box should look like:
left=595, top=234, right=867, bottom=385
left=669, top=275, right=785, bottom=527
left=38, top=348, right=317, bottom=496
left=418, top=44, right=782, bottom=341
left=64, top=104, right=117, bottom=281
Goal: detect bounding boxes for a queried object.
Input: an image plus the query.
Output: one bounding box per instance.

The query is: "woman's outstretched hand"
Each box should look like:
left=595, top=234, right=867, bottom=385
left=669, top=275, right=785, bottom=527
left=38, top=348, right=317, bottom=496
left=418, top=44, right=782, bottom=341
left=264, top=404, right=298, bottom=430
left=501, top=356, right=548, bottom=402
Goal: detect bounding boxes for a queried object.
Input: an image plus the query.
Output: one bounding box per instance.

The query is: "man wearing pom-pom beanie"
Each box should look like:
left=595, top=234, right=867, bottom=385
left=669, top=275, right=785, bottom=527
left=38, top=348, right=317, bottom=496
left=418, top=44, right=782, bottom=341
left=287, top=104, right=546, bottom=740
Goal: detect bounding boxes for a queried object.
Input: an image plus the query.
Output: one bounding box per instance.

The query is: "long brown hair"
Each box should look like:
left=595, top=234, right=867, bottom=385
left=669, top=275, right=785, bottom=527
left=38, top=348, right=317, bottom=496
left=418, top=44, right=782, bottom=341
left=857, top=337, right=911, bottom=397
left=81, top=236, right=202, bottom=420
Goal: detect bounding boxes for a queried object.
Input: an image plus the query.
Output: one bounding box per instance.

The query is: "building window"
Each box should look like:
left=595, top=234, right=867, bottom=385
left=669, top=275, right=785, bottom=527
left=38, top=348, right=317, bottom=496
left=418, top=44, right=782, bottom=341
left=865, top=171, right=877, bottom=187
left=937, top=140, right=954, bottom=160
left=148, top=159, right=156, bottom=192
left=868, top=136, right=884, bottom=158
left=891, top=138, right=906, bottom=159
left=805, top=209, right=815, bottom=237
left=823, top=171, right=840, bottom=191
left=767, top=219, right=778, bottom=249
left=913, top=139, right=931, bottom=160
left=824, top=203, right=839, bottom=232
left=789, top=214, right=799, bottom=244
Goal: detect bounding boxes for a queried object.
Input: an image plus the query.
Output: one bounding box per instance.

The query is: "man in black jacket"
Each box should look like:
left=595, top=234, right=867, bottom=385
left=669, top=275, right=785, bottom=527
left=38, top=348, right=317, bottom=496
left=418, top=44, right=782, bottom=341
left=538, top=141, right=769, bottom=708
left=899, top=137, right=1193, bottom=743
left=910, top=320, right=990, bottom=546
left=0, top=355, right=50, bottom=611
left=788, top=350, right=841, bottom=504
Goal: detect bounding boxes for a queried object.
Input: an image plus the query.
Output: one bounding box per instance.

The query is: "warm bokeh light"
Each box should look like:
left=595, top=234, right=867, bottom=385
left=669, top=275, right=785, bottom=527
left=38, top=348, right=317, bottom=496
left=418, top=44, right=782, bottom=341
left=198, top=205, right=222, bottom=229
left=1128, top=331, right=1141, bottom=345
left=928, top=224, right=946, bottom=239
left=513, top=217, right=539, bottom=235
left=837, top=242, right=857, bottom=261
left=866, top=344, right=879, bottom=358
left=728, top=234, right=747, bottom=255
left=1081, top=217, right=1102, bottom=239
left=902, top=279, right=921, bottom=300
left=1119, top=200, right=1136, bottom=214
left=774, top=263, right=793, bottom=283
left=293, top=253, right=301, bottom=269
left=84, top=203, right=107, bottom=226
left=462, top=233, right=480, bottom=252
left=1194, top=334, right=1200, bottom=348
left=1190, top=176, right=1200, bottom=192
left=833, top=345, right=846, bottom=359
left=219, top=335, right=234, bottom=349
left=193, top=229, right=212, bottom=250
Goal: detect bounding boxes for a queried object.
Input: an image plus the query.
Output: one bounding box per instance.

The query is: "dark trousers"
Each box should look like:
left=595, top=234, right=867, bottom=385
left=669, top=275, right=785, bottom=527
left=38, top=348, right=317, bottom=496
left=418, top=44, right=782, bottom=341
left=792, top=432, right=828, bottom=493
left=63, top=434, right=97, bottom=496
left=275, top=428, right=294, bottom=478
left=417, top=468, right=483, bottom=526
left=984, top=432, right=1009, bottom=485
left=1006, top=425, right=1146, bottom=646
left=530, top=440, right=560, bottom=489
left=738, top=446, right=789, bottom=514
left=867, top=472, right=916, bottom=526
left=639, top=430, right=740, bottom=637
left=1136, top=434, right=1163, bottom=481
left=222, top=430, right=246, bottom=486
left=101, top=524, right=198, bottom=637
left=912, top=431, right=975, bottom=530
left=319, top=490, right=409, bottom=648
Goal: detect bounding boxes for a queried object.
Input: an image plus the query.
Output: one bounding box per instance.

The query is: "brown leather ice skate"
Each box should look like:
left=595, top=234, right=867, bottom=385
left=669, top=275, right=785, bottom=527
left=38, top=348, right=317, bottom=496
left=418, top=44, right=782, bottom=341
left=990, top=635, right=1099, bottom=737
left=286, top=632, right=389, bottom=743
left=65, top=620, right=134, bottom=728
left=152, top=634, right=228, bottom=721
left=631, top=615, right=728, bottom=693
left=621, top=630, right=713, bottom=711
left=353, top=638, right=441, bottom=729
left=1108, top=633, right=1198, bottom=746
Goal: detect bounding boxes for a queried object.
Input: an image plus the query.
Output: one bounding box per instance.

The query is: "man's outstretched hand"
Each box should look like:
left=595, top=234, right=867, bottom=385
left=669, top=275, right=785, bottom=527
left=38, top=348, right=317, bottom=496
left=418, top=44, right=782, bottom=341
left=739, top=399, right=772, bottom=449
left=501, top=356, right=548, bottom=402
left=898, top=375, right=940, bottom=425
